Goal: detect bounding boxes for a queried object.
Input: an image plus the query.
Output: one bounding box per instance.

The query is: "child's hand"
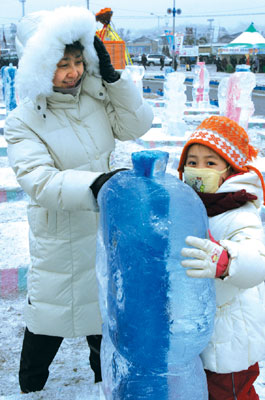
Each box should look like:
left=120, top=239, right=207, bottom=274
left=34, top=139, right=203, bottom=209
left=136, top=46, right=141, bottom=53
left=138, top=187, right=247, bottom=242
left=181, top=235, right=229, bottom=278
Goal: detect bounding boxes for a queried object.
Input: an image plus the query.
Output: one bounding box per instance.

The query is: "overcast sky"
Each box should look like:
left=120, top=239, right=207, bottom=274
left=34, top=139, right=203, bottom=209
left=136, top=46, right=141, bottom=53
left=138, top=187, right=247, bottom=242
left=1, top=0, right=265, bottom=34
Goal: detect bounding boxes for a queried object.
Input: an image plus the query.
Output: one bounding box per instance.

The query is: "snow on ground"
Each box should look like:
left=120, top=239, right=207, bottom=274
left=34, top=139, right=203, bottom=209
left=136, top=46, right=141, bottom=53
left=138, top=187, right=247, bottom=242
left=0, top=293, right=105, bottom=399
left=1, top=292, right=265, bottom=399
left=0, top=201, right=29, bottom=270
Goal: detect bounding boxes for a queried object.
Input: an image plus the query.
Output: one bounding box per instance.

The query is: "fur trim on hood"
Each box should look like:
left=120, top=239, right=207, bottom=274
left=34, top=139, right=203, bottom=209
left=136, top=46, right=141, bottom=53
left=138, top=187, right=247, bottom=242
left=16, top=6, right=99, bottom=101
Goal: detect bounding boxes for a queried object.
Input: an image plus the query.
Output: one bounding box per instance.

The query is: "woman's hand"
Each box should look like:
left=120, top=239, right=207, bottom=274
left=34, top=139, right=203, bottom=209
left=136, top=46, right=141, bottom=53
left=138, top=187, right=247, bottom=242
left=90, top=168, right=128, bottom=199
left=94, top=36, right=120, bottom=83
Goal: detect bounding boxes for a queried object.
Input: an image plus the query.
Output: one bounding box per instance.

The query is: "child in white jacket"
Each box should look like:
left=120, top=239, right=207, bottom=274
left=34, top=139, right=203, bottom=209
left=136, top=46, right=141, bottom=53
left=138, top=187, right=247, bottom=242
left=178, top=115, right=265, bottom=400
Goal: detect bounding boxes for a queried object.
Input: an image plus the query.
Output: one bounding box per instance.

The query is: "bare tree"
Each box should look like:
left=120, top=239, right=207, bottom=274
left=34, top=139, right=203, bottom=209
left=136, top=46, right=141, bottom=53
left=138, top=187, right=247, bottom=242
left=116, top=28, right=131, bottom=42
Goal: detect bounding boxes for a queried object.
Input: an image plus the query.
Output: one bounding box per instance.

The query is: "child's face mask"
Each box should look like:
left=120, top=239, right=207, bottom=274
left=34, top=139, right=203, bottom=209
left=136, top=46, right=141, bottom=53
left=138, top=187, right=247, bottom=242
left=184, top=166, right=229, bottom=193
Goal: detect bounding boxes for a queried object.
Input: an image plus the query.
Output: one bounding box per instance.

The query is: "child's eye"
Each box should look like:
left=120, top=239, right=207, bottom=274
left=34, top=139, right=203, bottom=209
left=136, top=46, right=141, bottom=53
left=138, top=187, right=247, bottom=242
left=207, top=161, right=216, bottom=166
left=187, top=161, right=196, bottom=166
left=59, top=64, right=68, bottom=68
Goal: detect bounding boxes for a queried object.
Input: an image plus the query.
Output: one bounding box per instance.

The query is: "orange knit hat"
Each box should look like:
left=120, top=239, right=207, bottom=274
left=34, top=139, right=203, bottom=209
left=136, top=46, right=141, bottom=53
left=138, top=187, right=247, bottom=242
left=178, top=116, right=265, bottom=204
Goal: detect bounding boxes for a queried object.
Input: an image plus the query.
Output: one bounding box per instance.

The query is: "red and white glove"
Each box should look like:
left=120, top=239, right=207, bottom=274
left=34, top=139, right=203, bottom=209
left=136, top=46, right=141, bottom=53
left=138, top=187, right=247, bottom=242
left=181, top=231, right=229, bottom=278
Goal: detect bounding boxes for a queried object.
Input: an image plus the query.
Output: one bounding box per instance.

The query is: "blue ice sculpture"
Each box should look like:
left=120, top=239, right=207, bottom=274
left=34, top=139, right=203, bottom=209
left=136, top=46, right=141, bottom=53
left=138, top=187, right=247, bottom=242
left=2, top=63, right=17, bottom=114
left=1, top=66, right=7, bottom=99
left=96, top=150, right=216, bottom=400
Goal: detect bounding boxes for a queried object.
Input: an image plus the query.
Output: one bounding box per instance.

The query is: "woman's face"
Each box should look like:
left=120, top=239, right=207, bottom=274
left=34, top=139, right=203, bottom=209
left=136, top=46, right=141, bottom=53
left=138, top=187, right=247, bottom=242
left=53, top=50, right=84, bottom=88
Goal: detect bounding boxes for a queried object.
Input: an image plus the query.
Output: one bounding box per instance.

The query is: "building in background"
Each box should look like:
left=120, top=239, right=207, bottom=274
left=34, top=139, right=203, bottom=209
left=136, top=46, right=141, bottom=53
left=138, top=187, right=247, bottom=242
left=127, top=36, right=159, bottom=57
left=0, top=24, right=18, bottom=67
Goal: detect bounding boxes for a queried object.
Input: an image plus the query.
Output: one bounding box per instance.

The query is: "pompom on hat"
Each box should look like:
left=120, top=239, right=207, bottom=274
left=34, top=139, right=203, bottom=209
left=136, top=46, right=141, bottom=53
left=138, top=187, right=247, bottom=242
left=178, top=116, right=265, bottom=204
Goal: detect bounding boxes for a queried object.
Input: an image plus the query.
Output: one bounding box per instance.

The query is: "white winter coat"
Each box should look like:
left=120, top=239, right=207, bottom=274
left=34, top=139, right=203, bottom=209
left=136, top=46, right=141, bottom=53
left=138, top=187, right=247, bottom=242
left=200, top=171, right=265, bottom=373
left=4, top=7, right=153, bottom=338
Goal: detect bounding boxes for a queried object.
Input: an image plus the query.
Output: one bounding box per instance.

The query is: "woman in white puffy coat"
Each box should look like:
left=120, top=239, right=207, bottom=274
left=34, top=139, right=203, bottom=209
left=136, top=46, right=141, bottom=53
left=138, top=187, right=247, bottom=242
left=4, top=6, right=153, bottom=393
left=178, top=116, right=265, bottom=400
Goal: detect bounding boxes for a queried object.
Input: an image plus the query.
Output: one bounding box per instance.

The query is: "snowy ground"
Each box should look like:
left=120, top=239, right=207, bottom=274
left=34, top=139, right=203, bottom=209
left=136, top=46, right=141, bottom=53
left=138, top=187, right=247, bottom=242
left=1, top=293, right=265, bottom=400
left=0, top=293, right=105, bottom=399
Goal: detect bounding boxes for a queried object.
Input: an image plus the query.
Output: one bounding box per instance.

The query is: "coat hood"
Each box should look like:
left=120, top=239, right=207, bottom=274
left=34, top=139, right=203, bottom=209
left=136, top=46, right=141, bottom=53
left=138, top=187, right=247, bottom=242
left=217, top=171, right=263, bottom=208
left=15, top=6, right=99, bottom=101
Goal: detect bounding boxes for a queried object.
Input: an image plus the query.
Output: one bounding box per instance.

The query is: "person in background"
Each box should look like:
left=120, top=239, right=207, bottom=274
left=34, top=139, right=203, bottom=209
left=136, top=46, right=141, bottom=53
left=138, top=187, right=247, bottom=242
left=239, top=55, right=247, bottom=65
left=178, top=116, right=265, bottom=400
left=141, top=53, right=147, bottom=69
left=230, top=56, right=237, bottom=71
left=221, top=57, right=228, bottom=72
left=4, top=6, right=153, bottom=394
left=253, top=57, right=260, bottom=73
left=215, top=57, right=222, bottom=72
left=160, top=55, right=165, bottom=71
left=225, top=60, right=234, bottom=73
left=172, top=55, right=178, bottom=71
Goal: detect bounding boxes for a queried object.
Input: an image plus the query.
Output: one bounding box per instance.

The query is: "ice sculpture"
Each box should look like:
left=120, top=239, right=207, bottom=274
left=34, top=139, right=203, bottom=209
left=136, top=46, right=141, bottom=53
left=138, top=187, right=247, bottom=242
left=124, top=65, right=145, bottom=97
left=192, top=61, right=210, bottom=108
left=163, top=71, right=187, bottom=136
left=96, top=150, right=216, bottom=400
left=218, top=64, right=256, bottom=131
left=1, top=66, right=6, bottom=99
left=2, top=63, right=17, bottom=114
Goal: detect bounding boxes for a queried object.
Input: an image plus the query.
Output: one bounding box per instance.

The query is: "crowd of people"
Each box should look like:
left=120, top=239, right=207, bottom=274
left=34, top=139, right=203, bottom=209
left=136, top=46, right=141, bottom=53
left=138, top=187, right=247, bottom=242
left=215, top=55, right=263, bottom=73
left=139, top=52, right=264, bottom=74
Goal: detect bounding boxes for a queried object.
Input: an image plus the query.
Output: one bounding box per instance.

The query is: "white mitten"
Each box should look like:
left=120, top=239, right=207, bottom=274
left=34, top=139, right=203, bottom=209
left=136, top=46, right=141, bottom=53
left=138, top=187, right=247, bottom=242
left=181, top=234, right=229, bottom=278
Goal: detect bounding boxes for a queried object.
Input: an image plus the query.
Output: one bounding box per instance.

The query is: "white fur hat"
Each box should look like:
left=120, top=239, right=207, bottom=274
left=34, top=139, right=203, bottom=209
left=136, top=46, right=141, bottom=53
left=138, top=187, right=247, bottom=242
left=16, top=6, right=99, bottom=101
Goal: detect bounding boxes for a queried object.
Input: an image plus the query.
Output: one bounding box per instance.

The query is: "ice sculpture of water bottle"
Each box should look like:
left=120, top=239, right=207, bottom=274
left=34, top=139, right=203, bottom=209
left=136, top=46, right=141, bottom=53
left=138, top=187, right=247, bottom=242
left=163, top=71, right=187, bottom=136
left=2, top=63, right=17, bottom=114
left=192, top=61, right=210, bottom=108
left=96, top=150, right=216, bottom=400
left=218, top=64, right=255, bottom=131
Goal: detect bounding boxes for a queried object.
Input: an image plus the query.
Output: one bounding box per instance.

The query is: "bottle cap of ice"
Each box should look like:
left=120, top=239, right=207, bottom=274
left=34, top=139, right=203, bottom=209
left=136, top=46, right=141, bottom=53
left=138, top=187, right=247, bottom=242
left=131, top=150, right=169, bottom=178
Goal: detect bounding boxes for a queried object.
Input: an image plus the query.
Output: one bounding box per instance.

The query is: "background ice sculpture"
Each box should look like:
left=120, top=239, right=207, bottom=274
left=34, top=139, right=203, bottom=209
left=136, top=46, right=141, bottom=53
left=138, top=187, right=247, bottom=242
left=124, top=65, right=145, bottom=97
left=163, top=71, right=187, bottom=136
left=2, top=63, right=17, bottom=114
left=192, top=61, right=210, bottom=108
left=96, top=150, right=216, bottom=400
left=1, top=66, right=6, bottom=99
left=218, top=64, right=256, bottom=131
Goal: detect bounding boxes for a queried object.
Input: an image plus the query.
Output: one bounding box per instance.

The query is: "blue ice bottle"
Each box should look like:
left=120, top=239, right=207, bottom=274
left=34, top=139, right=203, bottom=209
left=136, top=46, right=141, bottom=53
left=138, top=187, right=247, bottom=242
left=96, top=150, right=216, bottom=400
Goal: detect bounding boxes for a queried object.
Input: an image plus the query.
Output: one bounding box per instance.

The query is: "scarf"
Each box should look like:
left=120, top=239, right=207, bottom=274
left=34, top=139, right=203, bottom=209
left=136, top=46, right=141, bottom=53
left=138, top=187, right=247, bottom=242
left=197, top=189, right=257, bottom=217
left=53, top=78, right=82, bottom=97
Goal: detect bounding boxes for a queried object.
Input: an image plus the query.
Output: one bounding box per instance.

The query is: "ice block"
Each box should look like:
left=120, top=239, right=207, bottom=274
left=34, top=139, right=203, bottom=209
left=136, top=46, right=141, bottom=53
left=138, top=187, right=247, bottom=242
left=96, top=150, right=216, bottom=399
